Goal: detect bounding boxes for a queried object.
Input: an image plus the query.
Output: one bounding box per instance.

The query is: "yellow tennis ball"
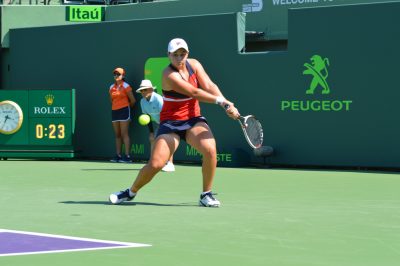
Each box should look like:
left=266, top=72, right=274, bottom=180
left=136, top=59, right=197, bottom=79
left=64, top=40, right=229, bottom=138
left=138, top=114, right=151, bottom=126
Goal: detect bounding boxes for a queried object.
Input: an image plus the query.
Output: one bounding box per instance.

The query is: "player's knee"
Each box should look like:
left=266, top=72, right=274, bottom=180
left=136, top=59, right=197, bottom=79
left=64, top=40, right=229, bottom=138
left=202, top=145, right=217, bottom=159
left=148, top=159, right=165, bottom=171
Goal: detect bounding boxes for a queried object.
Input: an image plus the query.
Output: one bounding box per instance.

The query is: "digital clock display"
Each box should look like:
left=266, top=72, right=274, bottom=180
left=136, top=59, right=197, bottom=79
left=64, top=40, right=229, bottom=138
left=29, top=118, right=72, bottom=145
left=36, top=124, right=65, bottom=139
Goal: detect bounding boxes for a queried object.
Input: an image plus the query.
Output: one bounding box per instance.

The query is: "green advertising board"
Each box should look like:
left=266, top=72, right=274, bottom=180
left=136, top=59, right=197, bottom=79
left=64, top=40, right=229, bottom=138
left=0, top=90, right=76, bottom=158
left=144, top=57, right=170, bottom=95
left=66, top=6, right=105, bottom=22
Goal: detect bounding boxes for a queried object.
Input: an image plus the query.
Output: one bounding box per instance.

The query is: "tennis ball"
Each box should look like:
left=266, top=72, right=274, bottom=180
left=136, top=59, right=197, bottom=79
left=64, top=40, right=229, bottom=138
left=138, top=114, right=151, bottom=126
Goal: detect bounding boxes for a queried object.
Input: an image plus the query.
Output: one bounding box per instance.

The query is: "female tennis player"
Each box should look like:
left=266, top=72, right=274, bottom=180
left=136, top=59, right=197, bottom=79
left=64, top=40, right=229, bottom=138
left=109, top=38, right=239, bottom=207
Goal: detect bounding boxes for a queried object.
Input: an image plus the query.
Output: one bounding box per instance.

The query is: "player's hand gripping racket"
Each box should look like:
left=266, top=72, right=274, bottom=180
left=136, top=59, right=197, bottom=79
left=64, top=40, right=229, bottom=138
left=224, top=104, right=264, bottom=149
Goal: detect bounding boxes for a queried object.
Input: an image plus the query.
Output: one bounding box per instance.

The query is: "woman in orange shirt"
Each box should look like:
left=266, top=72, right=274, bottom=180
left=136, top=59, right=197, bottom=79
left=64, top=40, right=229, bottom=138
left=109, top=67, right=136, bottom=163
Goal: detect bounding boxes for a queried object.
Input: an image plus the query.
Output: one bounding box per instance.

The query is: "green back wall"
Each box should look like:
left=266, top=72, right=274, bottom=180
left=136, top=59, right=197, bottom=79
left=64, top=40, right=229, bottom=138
left=8, top=13, right=246, bottom=165
left=2, top=0, right=397, bottom=48
left=6, top=2, right=400, bottom=168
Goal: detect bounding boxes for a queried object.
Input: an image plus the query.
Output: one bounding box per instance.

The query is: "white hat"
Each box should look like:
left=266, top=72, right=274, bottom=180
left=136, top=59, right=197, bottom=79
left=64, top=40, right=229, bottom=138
left=136, top=79, right=156, bottom=93
left=168, top=38, right=189, bottom=53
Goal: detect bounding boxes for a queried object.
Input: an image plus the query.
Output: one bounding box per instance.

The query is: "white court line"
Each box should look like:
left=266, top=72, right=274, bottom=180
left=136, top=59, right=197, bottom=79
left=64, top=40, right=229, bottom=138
left=0, top=228, right=151, bottom=257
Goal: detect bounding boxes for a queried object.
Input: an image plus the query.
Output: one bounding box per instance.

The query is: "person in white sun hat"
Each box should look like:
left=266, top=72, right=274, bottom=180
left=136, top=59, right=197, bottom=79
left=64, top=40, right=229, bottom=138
left=136, top=79, right=175, bottom=172
left=109, top=38, right=239, bottom=207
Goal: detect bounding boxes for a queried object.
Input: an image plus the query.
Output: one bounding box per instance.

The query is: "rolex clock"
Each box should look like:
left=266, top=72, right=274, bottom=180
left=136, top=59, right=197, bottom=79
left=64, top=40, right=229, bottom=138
left=0, top=89, right=75, bottom=159
left=0, top=100, right=24, bottom=135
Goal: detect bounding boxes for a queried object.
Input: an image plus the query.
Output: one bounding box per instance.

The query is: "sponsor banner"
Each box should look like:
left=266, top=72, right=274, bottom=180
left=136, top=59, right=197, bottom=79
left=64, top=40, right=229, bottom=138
left=272, top=0, right=335, bottom=6
left=281, top=55, right=353, bottom=112
left=66, top=6, right=105, bottom=22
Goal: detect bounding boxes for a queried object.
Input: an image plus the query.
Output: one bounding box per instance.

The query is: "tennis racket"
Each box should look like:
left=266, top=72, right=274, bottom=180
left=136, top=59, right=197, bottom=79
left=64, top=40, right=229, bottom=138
left=224, top=104, right=264, bottom=149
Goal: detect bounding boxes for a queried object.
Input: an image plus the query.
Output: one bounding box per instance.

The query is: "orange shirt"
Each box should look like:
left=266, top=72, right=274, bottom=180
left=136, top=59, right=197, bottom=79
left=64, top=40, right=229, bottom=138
left=109, top=82, right=132, bottom=110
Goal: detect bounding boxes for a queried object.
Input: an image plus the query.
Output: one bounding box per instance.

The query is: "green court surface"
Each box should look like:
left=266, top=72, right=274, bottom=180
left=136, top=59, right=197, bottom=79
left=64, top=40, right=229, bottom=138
left=1, top=160, right=400, bottom=266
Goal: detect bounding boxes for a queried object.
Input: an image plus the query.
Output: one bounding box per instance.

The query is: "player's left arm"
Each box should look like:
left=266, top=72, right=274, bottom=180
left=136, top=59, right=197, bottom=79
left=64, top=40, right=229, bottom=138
left=191, top=59, right=239, bottom=119
left=191, top=59, right=223, bottom=97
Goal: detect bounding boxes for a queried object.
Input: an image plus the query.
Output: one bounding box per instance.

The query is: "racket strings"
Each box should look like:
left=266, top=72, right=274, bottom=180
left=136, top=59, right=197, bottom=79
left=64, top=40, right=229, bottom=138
left=244, top=118, right=263, bottom=147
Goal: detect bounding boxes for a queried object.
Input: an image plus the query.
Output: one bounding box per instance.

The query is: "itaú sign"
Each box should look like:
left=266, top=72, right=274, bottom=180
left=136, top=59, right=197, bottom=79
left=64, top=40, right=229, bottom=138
left=66, top=6, right=105, bottom=22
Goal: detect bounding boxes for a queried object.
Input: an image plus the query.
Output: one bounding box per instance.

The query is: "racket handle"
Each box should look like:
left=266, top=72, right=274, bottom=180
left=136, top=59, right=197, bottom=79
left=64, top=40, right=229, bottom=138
left=223, top=103, right=241, bottom=118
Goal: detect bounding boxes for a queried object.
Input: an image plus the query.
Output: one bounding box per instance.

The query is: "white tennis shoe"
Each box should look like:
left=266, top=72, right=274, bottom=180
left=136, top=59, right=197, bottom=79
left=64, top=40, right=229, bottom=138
left=109, top=189, right=135, bottom=204
left=162, top=161, right=175, bottom=172
left=199, top=192, right=220, bottom=207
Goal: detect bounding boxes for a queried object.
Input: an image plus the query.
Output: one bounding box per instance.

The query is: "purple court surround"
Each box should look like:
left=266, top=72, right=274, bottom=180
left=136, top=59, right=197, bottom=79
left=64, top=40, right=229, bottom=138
left=0, top=229, right=150, bottom=257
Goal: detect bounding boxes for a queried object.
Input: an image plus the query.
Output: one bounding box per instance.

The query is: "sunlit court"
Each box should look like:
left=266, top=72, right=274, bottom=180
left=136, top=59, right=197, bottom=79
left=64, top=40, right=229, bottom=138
left=0, top=160, right=399, bottom=265
left=2, top=0, right=400, bottom=265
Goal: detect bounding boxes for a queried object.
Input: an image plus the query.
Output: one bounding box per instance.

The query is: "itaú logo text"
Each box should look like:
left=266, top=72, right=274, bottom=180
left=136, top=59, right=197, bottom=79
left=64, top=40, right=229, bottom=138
left=281, top=55, right=353, bottom=112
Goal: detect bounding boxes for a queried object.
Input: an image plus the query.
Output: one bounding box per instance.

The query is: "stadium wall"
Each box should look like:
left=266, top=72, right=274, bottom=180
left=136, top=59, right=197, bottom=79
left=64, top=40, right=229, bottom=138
left=7, top=12, right=250, bottom=165
left=3, top=2, right=400, bottom=168
left=1, top=0, right=396, bottom=48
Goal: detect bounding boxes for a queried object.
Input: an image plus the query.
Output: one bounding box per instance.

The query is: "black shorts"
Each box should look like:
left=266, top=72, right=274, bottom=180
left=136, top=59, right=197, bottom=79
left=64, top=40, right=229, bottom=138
left=112, top=106, right=131, bottom=122
left=156, top=116, right=208, bottom=142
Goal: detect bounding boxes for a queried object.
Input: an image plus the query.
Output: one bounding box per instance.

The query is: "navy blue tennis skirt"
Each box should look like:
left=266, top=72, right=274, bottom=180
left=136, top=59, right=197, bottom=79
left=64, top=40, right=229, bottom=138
left=112, top=106, right=131, bottom=122
left=156, top=116, right=208, bottom=141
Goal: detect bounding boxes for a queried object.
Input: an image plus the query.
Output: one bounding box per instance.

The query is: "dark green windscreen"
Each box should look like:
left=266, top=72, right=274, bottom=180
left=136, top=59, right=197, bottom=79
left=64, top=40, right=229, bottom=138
left=6, top=2, right=400, bottom=168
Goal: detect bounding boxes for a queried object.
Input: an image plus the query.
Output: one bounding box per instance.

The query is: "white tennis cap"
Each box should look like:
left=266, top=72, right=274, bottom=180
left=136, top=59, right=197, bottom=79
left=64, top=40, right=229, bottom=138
left=168, top=38, right=189, bottom=53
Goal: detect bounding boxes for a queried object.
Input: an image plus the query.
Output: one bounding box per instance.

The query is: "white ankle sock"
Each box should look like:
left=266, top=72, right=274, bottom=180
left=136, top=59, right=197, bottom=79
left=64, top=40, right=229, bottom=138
left=129, top=190, right=136, bottom=197
left=201, top=191, right=211, bottom=196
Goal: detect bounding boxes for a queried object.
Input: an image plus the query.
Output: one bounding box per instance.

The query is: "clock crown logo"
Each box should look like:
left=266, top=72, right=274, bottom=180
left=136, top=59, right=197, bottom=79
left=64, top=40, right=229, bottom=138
left=45, top=94, right=55, bottom=106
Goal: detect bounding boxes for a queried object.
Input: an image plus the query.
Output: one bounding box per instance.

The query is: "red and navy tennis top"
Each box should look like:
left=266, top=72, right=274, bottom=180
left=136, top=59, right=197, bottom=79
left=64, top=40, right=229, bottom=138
left=160, top=61, right=201, bottom=121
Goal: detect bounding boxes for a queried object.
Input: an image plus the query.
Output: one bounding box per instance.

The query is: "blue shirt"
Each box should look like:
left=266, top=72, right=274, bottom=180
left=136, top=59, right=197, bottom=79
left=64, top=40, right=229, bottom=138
left=140, top=92, right=163, bottom=124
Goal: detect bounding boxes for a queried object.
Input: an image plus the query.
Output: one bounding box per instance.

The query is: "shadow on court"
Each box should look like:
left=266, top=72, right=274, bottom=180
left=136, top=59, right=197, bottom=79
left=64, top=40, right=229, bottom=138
left=59, top=201, right=198, bottom=207
left=80, top=169, right=141, bottom=171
